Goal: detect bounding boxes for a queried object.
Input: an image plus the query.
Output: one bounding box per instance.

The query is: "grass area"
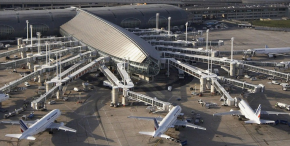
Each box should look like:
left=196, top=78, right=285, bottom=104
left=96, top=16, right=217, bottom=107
left=251, top=20, right=290, bottom=28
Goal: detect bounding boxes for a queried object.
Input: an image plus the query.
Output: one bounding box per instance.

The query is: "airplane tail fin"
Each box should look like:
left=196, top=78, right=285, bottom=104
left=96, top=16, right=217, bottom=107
left=19, top=120, right=28, bottom=133
left=255, top=104, right=261, bottom=119
left=265, top=45, right=268, bottom=48
left=153, top=118, right=159, bottom=131
left=5, top=134, right=36, bottom=140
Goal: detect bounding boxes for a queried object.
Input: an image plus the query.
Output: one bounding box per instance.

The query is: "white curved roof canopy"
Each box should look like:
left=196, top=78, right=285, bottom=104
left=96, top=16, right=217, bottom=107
left=60, top=9, right=160, bottom=63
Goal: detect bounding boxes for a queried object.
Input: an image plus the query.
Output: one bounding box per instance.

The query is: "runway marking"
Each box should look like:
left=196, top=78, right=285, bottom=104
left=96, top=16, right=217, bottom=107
left=154, top=138, right=162, bottom=146
left=101, top=100, right=123, bottom=146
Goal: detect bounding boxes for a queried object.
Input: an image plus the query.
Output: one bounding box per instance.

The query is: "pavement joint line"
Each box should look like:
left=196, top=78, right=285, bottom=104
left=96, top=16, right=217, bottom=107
left=83, top=103, right=98, bottom=146
left=101, top=100, right=123, bottom=146
left=95, top=95, right=109, bottom=145
left=65, top=102, right=98, bottom=144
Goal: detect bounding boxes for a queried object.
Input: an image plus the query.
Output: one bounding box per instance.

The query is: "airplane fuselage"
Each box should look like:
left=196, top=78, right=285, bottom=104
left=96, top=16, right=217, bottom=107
left=153, top=106, right=181, bottom=138
left=238, top=100, right=259, bottom=123
left=20, top=109, right=61, bottom=139
left=252, top=47, right=290, bottom=56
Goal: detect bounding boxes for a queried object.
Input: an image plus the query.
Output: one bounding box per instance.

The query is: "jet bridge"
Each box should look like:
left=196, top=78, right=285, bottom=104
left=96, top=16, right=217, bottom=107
left=140, top=34, right=176, bottom=41
left=0, top=47, right=27, bottom=58
left=31, top=84, right=60, bottom=110
left=167, top=58, right=215, bottom=79
left=0, top=51, right=95, bottom=93
left=243, top=64, right=290, bottom=81
left=1, top=46, right=88, bottom=68
left=157, top=45, right=210, bottom=56
left=217, top=76, right=264, bottom=93
left=22, top=36, right=72, bottom=44
left=116, top=63, right=134, bottom=88
left=243, top=61, right=277, bottom=67
left=99, top=64, right=122, bottom=87
left=50, top=62, right=84, bottom=82
left=212, top=78, right=235, bottom=106
left=31, top=57, right=108, bottom=109
left=163, top=51, right=232, bottom=66
left=163, top=51, right=289, bottom=80
left=148, top=40, right=193, bottom=48
left=126, top=91, right=171, bottom=111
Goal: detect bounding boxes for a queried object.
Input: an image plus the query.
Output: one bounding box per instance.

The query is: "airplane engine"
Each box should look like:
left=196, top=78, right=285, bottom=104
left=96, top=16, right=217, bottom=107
left=268, top=54, right=274, bottom=58
left=230, top=109, right=235, bottom=116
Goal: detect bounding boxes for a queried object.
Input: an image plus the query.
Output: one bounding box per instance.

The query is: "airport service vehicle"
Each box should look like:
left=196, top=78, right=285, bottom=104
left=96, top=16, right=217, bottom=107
left=275, top=102, right=290, bottom=111
left=168, top=86, right=172, bottom=91
left=271, top=80, right=280, bottom=85
left=0, top=94, right=9, bottom=102
left=2, top=109, right=76, bottom=140
left=48, top=100, right=56, bottom=105
left=73, top=87, right=79, bottom=92
left=128, top=105, right=206, bottom=139
left=213, top=99, right=290, bottom=124
left=198, top=99, right=217, bottom=109
left=24, top=82, right=30, bottom=87
left=245, top=45, right=290, bottom=58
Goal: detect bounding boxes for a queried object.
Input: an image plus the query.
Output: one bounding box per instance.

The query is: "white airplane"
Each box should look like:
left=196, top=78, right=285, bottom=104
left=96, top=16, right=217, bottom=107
left=1, top=109, right=76, bottom=140
left=245, top=45, right=290, bottom=58
left=128, top=105, right=206, bottom=139
left=213, top=99, right=290, bottom=124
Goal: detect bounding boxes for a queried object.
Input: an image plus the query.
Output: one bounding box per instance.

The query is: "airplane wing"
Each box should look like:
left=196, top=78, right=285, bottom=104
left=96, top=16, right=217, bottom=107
left=260, top=119, right=275, bottom=124
left=260, top=110, right=290, bottom=115
left=268, top=53, right=286, bottom=56
left=47, top=122, right=76, bottom=133
left=174, top=120, right=206, bottom=130
left=213, top=110, right=242, bottom=116
left=1, top=120, right=37, bottom=126
left=139, top=132, right=170, bottom=139
left=127, top=116, right=163, bottom=122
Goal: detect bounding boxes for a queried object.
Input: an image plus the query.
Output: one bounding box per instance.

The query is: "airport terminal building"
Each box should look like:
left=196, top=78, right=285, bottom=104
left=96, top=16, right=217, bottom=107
left=0, top=4, right=187, bottom=78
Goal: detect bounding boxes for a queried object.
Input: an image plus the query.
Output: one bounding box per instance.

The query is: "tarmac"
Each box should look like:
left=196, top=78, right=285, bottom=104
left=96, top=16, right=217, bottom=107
left=0, top=27, right=290, bottom=146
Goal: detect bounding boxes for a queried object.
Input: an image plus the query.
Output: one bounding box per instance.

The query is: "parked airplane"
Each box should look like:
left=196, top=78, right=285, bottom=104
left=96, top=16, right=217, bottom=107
left=245, top=45, right=290, bottom=58
left=213, top=99, right=290, bottom=124
left=128, top=105, right=206, bottom=139
left=1, top=109, right=76, bottom=140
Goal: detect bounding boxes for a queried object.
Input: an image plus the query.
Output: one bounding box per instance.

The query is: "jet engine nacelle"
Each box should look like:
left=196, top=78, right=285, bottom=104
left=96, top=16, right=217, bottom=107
left=230, top=109, right=235, bottom=116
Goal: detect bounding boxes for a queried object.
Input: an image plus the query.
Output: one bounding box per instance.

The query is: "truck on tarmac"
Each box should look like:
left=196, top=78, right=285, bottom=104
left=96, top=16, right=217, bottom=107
left=275, top=102, right=290, bottom=111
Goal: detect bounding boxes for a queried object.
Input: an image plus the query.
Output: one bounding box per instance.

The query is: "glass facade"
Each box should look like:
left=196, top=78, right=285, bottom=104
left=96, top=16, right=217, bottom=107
left=24, top=23, right=49, bottom=34
left=120, top=18, right=141, bottom=28
left=147, top=16, right=167, bottom=28
left=0, top=24, right=14, bottom=37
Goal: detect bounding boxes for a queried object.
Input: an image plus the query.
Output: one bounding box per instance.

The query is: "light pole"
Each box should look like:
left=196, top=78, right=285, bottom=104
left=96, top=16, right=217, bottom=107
left=231, top=37, right=234, bottom=61
left=45, top=41, right=48, bottom=65
left=206, top=29, right=209, bottom=75
left=185, top=22, right=188, bottom=43
left=30, top=25, right=33, bottom=48
left=168, top=17, right=171, bottom=35
left=156, top=13, right=159, bottom=30
left=59, top=53, right=61, bottom=80
left=48, top=42, right=51, bottom=66
left=26, top=20, right=29, bottom=41
left=36, top=32, right=41, bottom=54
